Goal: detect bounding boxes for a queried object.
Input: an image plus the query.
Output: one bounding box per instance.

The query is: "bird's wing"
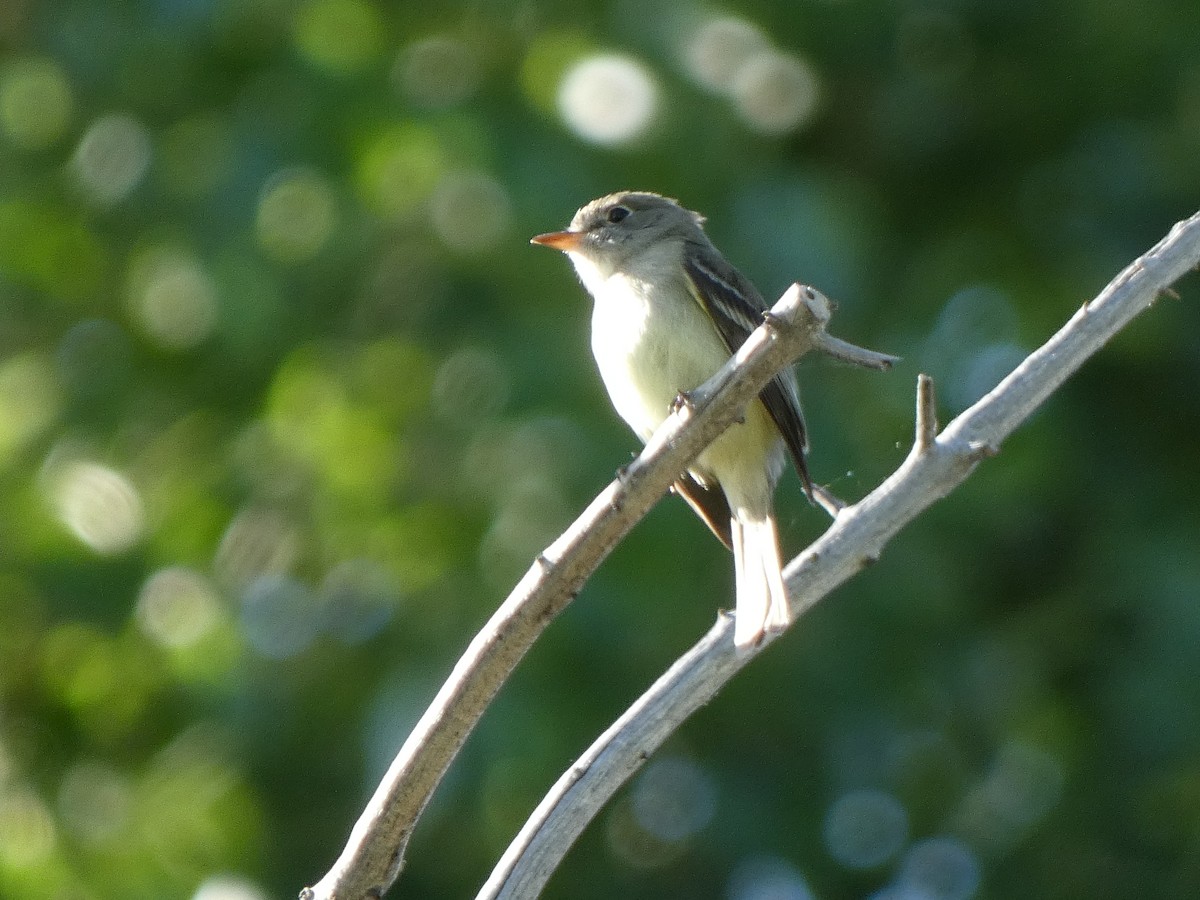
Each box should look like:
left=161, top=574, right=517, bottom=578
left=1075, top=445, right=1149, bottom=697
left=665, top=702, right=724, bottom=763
left=672, top=473, right=733, bottom=548
left=682, top=247, right=814, bottom=498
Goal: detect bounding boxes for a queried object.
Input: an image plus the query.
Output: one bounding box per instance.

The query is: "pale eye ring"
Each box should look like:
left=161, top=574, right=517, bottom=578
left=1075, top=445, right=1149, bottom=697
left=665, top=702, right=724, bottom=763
left=606, top=205, right=631, bottom=224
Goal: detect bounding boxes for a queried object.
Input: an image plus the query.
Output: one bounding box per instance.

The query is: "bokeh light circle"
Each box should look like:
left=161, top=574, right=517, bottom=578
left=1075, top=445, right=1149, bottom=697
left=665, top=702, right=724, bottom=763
left=0, top=788, right=56, bottom=866
left=57, top=761, right=131, bottom=845
left=683, top=16, right=769, bottom=93
left=824, top=788, right=909, bottom=869
left=396, top=36, right=479, bottom=107
left=293, top=0, right=384, bottom=75
left=126, top=245, right=219, bottom=350
left=240, top=574, right=321, bottom=659
left=50, top=460, right=145, bottom=554
left=432, top=345, right=511, bottom=426
left=193, top=875, right=270, bottom=900
left=731, top=51, right=821, bottom=135
left=0, top=56, right=73, bottom=148
left=897, top=836, right=981, bottom=900
left=256, top=168, right=337, bottom=263
left=137, top=567, right=223, bottom=650
left=557, top=54, right=659, bottom=146
left=728, top=857, right=816, bottom=900
left=630, top=755, right=717, bottom=842
left=72, top=114, right=152, bottom=205
left=429, top=171, right=512, bottom=254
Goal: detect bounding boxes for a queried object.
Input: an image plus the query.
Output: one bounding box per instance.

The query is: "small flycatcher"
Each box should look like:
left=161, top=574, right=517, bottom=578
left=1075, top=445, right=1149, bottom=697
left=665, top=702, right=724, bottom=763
left=532, top=191, right=814, bottom=649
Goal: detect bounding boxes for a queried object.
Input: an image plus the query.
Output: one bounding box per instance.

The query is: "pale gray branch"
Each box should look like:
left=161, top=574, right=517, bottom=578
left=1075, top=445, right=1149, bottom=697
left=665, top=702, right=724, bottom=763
left=477, top=207, right=1200, bottom=900
left=302, top=284, right=894, bottom=900
left=914, top=372, right=938, bottom=453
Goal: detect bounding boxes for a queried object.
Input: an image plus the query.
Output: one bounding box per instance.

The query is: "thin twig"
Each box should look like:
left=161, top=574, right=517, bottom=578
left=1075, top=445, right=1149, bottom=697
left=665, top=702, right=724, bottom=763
left=477, top=207, right=1200, bottom=900
left=914, top=373, right=938, bottom=453
left=815, top=331, right=900, bottom=370
left=301, top=284, right=893, bottom=900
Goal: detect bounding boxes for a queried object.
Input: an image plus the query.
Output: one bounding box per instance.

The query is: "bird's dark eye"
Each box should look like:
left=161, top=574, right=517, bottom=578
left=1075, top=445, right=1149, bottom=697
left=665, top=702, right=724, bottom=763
left=606, top=205, right=631, bottom=224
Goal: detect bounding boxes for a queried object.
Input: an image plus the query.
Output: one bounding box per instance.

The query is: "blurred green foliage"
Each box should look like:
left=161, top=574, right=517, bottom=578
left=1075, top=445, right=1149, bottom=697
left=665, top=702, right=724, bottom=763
left=1, top=1, right=1199, bottom=898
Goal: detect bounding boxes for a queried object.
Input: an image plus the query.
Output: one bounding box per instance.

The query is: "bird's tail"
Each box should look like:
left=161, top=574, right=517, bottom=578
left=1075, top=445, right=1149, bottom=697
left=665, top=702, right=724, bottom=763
left=730, top=511, right=790, bottom=649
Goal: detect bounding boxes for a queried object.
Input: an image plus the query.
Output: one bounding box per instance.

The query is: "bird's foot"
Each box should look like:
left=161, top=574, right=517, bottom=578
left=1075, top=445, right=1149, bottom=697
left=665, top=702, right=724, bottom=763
left=669, top=390, right=695, bottom=417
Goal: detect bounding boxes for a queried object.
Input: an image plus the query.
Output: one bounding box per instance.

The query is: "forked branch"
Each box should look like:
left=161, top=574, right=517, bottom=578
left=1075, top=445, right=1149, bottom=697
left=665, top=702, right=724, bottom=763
left=303, top=284, right=896, bottom=900
left=477, top=208, right=1200, bottom=900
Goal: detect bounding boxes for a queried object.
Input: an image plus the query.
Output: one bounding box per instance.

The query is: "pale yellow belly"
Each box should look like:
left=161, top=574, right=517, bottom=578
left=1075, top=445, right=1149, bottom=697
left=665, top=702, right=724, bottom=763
left=589, top=270, right=783, bottom=509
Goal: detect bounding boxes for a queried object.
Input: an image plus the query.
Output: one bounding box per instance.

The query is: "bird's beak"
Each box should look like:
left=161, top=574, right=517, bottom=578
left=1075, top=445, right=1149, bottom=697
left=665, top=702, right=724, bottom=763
left=530, top=230, right=583, bottom=252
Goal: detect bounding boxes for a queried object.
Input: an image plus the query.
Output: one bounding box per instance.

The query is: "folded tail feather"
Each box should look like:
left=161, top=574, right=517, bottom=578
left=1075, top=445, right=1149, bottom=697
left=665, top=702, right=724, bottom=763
left=731, top=512, right=790, bottom=649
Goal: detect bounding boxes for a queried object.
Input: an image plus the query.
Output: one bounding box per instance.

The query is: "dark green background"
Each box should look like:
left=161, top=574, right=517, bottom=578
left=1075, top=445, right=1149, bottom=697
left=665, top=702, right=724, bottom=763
left=1, top=1, right=1198, bottom=898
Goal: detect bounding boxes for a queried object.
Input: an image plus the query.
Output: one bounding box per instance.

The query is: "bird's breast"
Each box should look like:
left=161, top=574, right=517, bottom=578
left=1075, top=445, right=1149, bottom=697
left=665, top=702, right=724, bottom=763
left=587, top=268, right=734, bottom=446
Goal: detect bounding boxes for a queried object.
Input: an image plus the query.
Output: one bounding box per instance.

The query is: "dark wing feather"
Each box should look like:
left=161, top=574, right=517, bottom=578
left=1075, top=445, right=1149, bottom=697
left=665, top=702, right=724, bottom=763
left=673, top=474, right=733, bottom=548
left=682, top=245, right=814, bottom=499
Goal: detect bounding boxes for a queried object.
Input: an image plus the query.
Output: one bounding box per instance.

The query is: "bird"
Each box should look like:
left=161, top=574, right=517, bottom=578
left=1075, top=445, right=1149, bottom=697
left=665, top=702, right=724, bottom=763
left=531, top=191, right=814, bottom=649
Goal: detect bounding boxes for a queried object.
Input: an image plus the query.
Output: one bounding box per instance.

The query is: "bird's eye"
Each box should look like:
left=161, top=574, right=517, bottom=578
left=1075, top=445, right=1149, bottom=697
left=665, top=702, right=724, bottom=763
left=606, top=205, right=631, bottom=224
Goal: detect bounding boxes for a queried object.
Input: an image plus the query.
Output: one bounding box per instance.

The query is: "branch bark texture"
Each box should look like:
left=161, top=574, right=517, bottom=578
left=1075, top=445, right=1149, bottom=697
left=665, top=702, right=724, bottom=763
left=477, top=208, right=1200, bottom=899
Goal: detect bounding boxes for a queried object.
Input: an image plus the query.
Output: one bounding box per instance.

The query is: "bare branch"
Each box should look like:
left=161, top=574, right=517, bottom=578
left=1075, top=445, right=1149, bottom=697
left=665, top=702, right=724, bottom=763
left=477, top=207, right=1200, bottom=900
left=301, top=284, right=893, bottom=900
left=814, top=331, right=900, bottom=370
left=914, top=373, right=938, bottom=453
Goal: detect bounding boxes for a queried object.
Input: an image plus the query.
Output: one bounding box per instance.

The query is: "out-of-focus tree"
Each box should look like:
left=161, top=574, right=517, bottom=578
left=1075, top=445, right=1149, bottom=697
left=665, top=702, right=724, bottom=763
left=0, top=1, right=1197, bottom=898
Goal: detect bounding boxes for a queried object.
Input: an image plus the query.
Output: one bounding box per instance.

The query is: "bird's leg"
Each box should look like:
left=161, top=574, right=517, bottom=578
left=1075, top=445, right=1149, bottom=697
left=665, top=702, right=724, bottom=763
left=669, top=390, right=695, bottom=418
left=671, top=389, right=745, bottom=424
left=614, top=459, right=632, bottom=484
